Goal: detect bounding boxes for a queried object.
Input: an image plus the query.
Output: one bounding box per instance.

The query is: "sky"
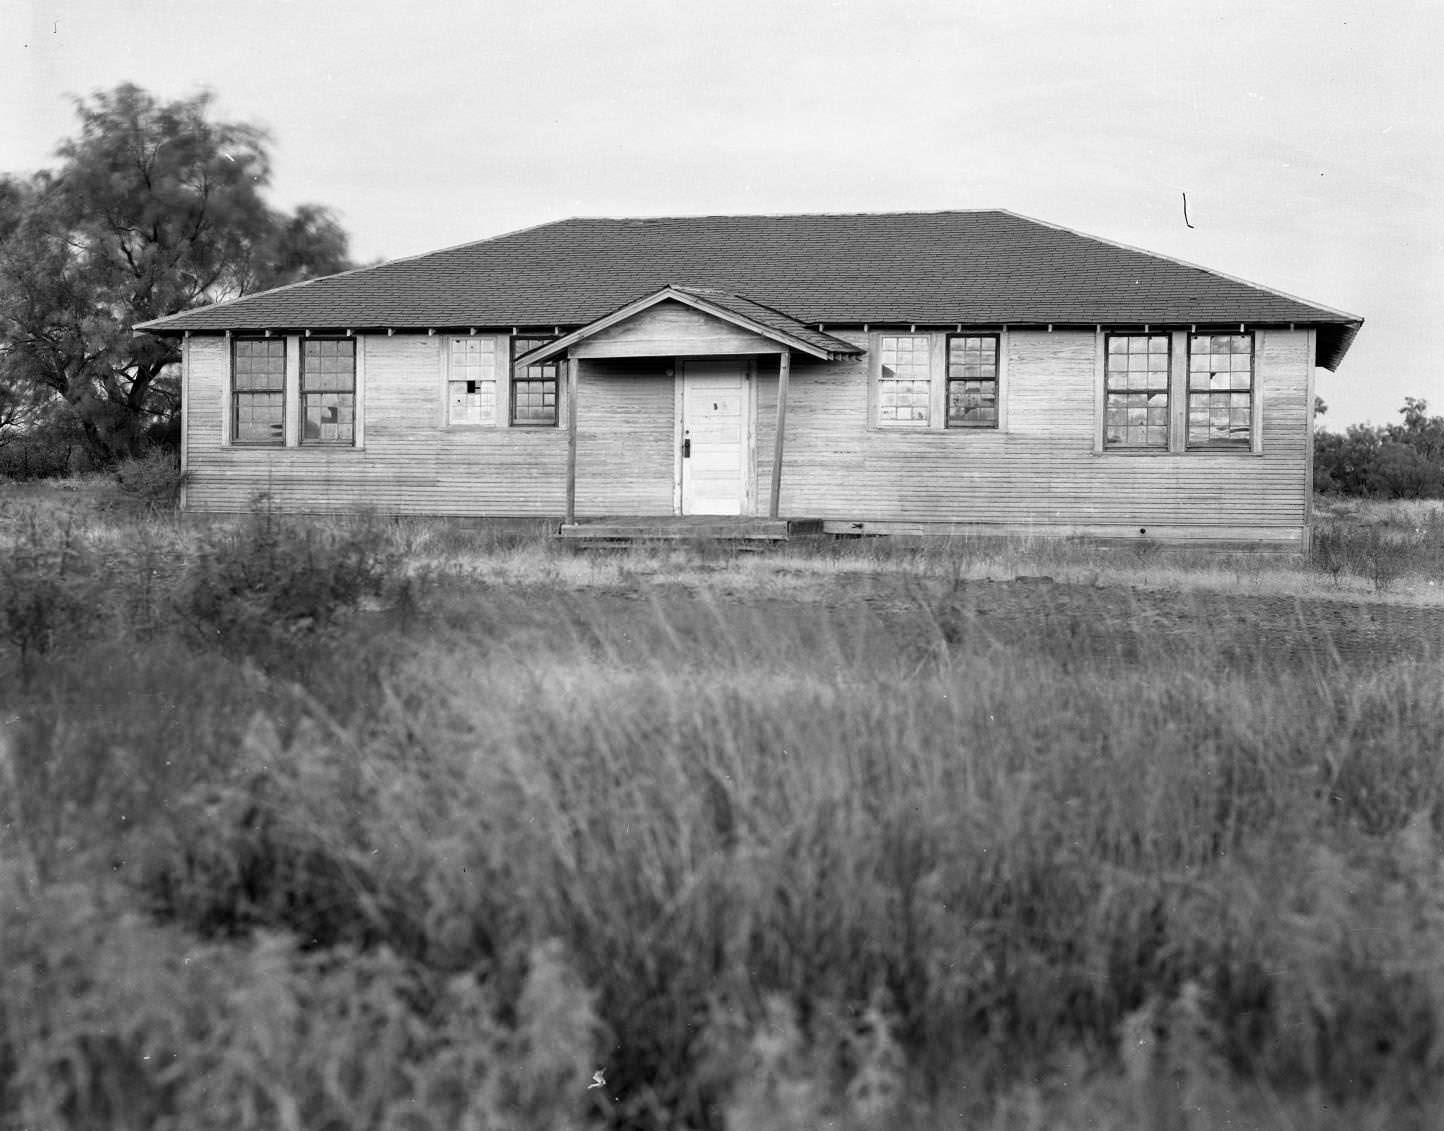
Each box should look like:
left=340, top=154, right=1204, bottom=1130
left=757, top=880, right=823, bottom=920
left=3, top=0, right=1441, bottom=429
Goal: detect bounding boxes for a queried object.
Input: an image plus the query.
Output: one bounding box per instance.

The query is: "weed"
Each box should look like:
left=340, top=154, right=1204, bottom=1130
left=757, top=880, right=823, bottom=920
left=5, top=488, right=1444, bottom=1129
left=0, top=509, right=103, bottom=683
left=1311, top=522, right=1417, bottom=591
left=179, top=498, right=395, bottom=662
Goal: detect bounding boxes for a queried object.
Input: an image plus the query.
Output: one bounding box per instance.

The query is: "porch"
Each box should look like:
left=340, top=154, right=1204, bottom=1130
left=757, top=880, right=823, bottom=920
left=517, top=284, right=863, bottom=525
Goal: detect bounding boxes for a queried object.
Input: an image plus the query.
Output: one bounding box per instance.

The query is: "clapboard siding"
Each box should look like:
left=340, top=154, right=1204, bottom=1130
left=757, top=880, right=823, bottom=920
left=757, top=328, right=1310, bottom=529
left=575, top=362, right=676, bottom=513
left=185, top=326, right=1312, bottom=535
left=365, top=334, right=442, bottom=436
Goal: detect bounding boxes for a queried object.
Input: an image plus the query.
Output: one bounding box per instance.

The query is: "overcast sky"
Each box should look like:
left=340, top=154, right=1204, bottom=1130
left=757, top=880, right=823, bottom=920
left=4, top=0, right=1440, bottom=428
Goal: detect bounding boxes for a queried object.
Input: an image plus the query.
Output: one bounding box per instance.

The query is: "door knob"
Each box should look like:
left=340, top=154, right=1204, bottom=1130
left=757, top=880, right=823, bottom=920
left=682, top=438, right=691, bottom=458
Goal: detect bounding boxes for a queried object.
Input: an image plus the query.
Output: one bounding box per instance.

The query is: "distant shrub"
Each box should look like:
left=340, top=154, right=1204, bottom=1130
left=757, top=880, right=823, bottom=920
left=112, top=447, right=189, bottom=513
left=179, top=500, right=396, bottom=659
left=1316, top=398, right=1444, bottom=499
left=0, top=414, right=93, bottom=480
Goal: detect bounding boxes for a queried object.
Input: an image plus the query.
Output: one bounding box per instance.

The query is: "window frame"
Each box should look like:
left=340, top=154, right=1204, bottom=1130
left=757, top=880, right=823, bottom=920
left=510, top=335, right=561, bottom=427
left=300, top=336, right=357, bottom=447
left=1185, top=331, right=1255, bottom=451
left=1102, top=332, right=1173, bottom=451
left=230, top=336, right=287, bottom=446
left=945, top=333, right=1001, bottom=430
left=869, top=330, right=1010, bottom=432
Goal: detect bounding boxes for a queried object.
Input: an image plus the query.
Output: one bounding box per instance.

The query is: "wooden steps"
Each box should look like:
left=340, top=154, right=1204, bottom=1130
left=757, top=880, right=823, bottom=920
left=558, top=516, right=823, bottom=542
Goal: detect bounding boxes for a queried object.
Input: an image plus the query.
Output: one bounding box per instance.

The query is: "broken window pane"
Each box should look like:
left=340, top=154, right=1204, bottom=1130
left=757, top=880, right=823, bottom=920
left=301, top=338, right=356, bottom=444
left=448, top=337, right=498, bottom=425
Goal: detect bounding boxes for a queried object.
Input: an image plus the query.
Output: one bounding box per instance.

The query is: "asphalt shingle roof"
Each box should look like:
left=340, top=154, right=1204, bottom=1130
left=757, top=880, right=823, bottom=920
left=136, top=209, right=1361, bottom=369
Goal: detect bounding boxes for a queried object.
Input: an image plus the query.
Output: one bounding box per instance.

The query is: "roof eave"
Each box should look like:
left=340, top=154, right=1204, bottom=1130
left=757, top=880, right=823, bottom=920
left=1316, top=319, right=1363, bottom=372
left=133, top=315, right=182, bottom=335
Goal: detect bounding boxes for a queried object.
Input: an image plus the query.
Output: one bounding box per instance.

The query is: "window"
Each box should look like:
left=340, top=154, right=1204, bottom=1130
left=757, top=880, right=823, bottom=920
left=1104, top=334, right=1170, bottom=449
left=301, top=338, right=356, bottom=444
left=877, top=334, right=932, bottom=425
left=232, top=338, right=286, bottom=444
left=511, top=337, right=560, bottom=426
left=447, top=337, right=499, bottom=425
left=946, top=335, right=999, bottom=428
left=1187, top=333, right=1253, bottom=449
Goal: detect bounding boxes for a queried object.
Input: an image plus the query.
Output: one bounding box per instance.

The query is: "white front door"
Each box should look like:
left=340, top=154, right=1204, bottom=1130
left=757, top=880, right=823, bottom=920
left=680, top=359, right=750, bottom=515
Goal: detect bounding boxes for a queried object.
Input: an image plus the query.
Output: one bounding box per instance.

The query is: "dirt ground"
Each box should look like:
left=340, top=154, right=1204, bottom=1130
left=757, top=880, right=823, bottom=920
left=912, top=578, right=1444, bottom=668
left=499, top=571, right=1444, bottom=675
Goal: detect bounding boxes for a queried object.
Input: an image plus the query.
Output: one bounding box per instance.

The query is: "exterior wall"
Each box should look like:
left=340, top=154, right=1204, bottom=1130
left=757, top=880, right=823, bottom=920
left=184, top=325, right=1314, bottom=539
left=755, top=328, right=1312, bottom=537
left=184, top=335, right=669, bottom=516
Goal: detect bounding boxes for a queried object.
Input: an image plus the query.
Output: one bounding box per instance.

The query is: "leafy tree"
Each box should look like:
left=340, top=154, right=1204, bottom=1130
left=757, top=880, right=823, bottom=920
left=1315, top=398, right=1444, bottom=498
left=1387, top=397, right=1444, bottom=466
left=0, top=84, right=351, bottom=464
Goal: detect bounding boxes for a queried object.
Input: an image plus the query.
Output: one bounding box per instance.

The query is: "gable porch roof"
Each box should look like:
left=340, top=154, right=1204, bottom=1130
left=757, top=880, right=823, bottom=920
left=517, top=285, right=863, bottom=364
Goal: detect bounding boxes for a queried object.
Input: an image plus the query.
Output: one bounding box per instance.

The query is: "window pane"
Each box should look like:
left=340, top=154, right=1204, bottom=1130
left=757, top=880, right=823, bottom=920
left=303, top=393, right=355, bottom=443
left=449, top=379, right=493, bottom=424
left=234, top=392, right=284, bottom=443
left=512, top=376, right=557, bottom=424
left=302, top=339, right=356, bottom=392
left=1105, top=391, right=1168, bottom=448
left=233, top=340, right=286, bottom=392
left=1105, top=336, right=1169, bottom=392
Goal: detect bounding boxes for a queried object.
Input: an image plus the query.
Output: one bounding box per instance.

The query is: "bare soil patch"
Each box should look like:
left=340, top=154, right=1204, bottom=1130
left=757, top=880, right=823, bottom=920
left=469, top=571, right=1444, bottom=674
left=911, top=578, right=1443, bottom=668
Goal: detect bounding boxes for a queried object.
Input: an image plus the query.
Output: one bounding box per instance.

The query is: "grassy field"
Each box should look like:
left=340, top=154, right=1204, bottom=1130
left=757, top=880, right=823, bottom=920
left=2, top=478, right=1444, bottom=1130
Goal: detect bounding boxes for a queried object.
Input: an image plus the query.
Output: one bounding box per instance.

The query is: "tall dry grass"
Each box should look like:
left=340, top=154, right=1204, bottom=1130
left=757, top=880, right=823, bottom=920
left=2, top=486, right=1444, bottom=1128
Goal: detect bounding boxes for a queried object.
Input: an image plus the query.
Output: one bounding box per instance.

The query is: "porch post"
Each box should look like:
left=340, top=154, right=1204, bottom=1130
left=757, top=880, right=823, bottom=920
left=565, top=356, right=579, bottom=524
left=769, top=350, right=791, bottom=518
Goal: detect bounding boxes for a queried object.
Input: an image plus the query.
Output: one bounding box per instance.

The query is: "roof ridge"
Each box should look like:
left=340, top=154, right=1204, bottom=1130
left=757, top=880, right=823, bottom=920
left=997, top=208, right=1363, bottom=325
left=569, top=207, right=1007, bottom=223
